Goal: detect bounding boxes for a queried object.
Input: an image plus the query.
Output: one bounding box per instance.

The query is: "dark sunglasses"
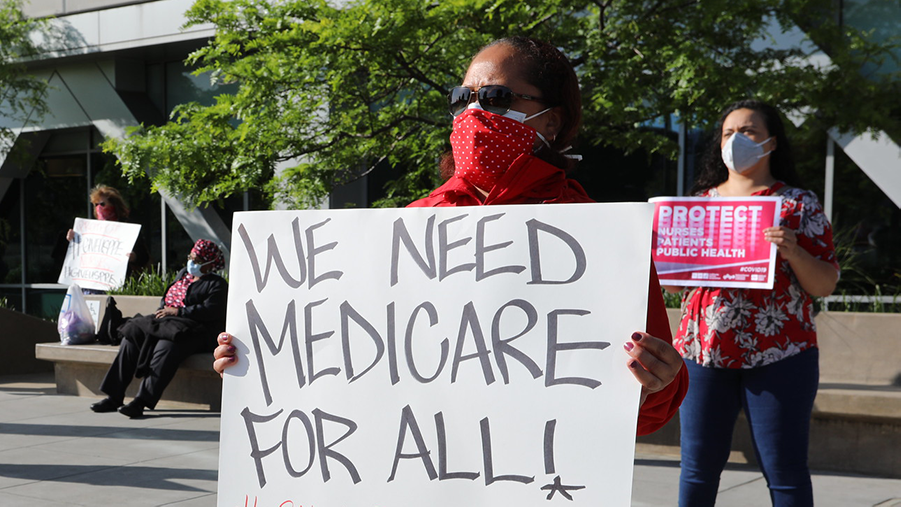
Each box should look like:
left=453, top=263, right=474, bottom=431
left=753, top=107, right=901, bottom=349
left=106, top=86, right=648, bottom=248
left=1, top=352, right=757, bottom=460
left=187, top=254, right=213, bottom=264
left=447, top=85, right=542, bottom=117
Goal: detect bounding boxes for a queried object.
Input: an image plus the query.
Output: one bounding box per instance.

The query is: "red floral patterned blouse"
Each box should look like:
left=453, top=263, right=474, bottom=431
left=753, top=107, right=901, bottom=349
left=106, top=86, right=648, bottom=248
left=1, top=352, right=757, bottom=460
left=674, top=182, right=840, bottom=369
left=163, top=272, right=196, bottom=308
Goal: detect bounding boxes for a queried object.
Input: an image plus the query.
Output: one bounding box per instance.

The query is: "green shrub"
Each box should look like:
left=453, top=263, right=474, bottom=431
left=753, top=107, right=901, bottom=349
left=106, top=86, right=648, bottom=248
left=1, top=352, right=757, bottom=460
left=109, top=265, right=176, bottom=297
left=661, top=288, right=682, bottom=309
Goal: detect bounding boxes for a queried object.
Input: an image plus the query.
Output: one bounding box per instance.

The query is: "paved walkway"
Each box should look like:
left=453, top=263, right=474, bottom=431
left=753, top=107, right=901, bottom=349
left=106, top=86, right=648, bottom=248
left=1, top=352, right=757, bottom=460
left=1, top=373, right=899, bottom=507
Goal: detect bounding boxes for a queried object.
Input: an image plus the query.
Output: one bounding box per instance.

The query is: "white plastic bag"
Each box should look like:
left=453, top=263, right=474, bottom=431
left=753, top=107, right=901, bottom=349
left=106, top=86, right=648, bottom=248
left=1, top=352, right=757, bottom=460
left=58, top=284, right=96, bottom=345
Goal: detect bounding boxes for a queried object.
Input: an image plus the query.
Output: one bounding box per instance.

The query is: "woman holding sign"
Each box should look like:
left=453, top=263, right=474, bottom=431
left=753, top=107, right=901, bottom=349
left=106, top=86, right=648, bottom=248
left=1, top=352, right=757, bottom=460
left=673, top=100, right=839, bottom=507
left=58, top=185, right=151, bottom=288
left=91, top=239, right=228, bottom=418
left=214, top=36, right=688, bottom=437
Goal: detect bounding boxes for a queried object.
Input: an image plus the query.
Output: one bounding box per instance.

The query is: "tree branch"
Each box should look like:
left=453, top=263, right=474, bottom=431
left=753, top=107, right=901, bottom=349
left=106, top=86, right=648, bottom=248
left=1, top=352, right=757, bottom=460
left=395, top=49, right=450, bottom=95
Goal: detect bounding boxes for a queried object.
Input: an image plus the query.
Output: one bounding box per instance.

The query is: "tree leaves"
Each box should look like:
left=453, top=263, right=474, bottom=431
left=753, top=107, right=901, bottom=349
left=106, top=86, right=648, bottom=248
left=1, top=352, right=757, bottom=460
left=103, top=0, right=899, bottom=209
left=0, top=0, right=49, bottom=159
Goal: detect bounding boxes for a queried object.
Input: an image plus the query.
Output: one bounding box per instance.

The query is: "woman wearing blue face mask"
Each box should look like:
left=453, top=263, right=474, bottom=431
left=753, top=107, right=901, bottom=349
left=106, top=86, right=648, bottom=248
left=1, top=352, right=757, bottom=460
left=91, top=239, right=228, bottom=418
left=673, top=100, right=840, bottom=507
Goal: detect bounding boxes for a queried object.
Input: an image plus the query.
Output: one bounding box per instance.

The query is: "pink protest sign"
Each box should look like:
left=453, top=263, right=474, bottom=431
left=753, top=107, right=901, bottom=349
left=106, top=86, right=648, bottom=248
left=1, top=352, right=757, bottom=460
left=649, top=196, right=782, bottom=289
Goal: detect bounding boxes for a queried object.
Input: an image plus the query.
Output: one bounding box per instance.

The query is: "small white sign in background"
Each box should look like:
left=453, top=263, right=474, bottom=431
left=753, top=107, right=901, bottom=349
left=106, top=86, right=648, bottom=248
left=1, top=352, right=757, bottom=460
left=218, top=203, right=655, bottom=507
left=57, top=218, right=141, bottom=291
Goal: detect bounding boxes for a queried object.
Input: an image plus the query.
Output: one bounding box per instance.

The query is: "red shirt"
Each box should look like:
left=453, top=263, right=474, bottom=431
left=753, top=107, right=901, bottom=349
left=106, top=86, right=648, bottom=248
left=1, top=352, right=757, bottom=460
left=410, top=154, right=688, bottom=436
left=674, top=182, right=839, bottom=368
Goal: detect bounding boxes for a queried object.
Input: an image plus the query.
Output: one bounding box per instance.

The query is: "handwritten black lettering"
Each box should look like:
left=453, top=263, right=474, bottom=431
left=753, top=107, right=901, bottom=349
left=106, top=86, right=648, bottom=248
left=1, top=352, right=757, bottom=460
left=305, top=299, right=340, bottom=384
left=450, top=302, right=495, bottom=385
left=491, top=299, right=542, bottom=384
left=340, top=300, right=386, bottom=382
left=390, top=215, right=436, bottom=286
left=436, top=411, right=480, bottom=481
left=475, top=213, right=526, bottom=280
left=481, top=417, right=533, bottom=485
left=526, top=219, right=587, bottom=285
left=388, top=404, right=438, bottom=482
left=404, top=302, right=448, bottom=383
left=246, top=299, right=304, bottom=406
left=438, top=213, right=475, bottom=280
left=546, top=309, right=607, bottom=388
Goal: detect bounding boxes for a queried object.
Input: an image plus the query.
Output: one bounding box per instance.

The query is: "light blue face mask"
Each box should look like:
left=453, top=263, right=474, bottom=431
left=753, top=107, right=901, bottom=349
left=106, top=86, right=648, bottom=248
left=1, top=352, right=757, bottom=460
left=187, top=259, right=212, bottom=277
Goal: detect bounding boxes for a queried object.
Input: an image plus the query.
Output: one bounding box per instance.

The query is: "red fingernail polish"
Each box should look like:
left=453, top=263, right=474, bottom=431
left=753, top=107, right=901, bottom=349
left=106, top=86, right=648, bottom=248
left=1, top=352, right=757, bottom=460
left=630, top=360, right=640, bottom=369
left=632, top=332, right=642, bottom=341
left=623, top=342, right=634, bottom=352
left=227, top=345, right=236, bottom=352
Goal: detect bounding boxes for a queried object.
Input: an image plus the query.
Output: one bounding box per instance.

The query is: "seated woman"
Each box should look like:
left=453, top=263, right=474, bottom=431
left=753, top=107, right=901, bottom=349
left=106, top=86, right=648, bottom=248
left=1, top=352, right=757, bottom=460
left=91, top=239, right=228, bottom=418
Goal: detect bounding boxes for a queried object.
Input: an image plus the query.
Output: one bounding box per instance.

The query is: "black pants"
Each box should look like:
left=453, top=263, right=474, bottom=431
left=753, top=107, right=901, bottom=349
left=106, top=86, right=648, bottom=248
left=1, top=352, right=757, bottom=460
left=99, top=315, right=207, bottom=409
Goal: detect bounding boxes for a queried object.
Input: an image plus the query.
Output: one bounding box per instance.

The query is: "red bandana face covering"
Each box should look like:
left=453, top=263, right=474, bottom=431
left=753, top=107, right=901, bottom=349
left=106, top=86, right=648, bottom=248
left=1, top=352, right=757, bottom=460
left=94, top=204, right=117, bottom=221
left=450, top=108, right=538, bottom=190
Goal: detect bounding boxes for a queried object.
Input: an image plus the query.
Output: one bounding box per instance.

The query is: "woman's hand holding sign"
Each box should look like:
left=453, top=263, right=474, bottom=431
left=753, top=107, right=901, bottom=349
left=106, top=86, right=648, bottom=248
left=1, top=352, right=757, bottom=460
left=764, top=226, right=838, bottom=297
left=214, top=333, right=237, bottom=377
left=763, top=226, right=800, bottom=258
left=623, top=332, right=683, bottom=407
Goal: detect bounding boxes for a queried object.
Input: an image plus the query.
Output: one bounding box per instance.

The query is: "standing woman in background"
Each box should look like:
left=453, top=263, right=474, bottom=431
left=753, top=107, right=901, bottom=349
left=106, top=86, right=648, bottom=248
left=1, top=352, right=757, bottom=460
left=674, top=100, right=840, bottom=507
left=62, top=185, right=151, bottom=279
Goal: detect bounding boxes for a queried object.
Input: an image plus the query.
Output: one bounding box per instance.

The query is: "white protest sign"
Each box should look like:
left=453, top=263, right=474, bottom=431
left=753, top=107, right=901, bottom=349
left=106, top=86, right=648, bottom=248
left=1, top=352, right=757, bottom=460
left=57, top=218, right=142, bottom=291
left=218, top=203, right=655, bottom=507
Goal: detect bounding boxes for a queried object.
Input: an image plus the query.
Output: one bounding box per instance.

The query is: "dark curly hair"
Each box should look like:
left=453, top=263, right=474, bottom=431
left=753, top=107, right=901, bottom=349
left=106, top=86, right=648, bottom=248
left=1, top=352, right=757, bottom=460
left=440, top=36, right=582, bottom=179
left=691, top=99, right=803, bottom=195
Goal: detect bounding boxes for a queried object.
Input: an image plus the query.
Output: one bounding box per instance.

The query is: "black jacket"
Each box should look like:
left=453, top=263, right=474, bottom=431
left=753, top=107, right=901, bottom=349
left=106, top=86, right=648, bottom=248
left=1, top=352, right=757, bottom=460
left=159, top=268, right=228, bottom=334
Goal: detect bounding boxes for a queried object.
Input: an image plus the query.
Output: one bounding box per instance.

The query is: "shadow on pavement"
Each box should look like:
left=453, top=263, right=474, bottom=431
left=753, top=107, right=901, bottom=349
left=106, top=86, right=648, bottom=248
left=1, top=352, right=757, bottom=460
left=0, top=422, right=219, bottom=442
left=0, top=463, right=216, bottom=491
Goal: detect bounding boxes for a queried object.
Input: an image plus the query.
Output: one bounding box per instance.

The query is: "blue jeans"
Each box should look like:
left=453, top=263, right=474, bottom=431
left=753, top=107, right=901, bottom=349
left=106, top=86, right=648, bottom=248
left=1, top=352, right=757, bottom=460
left=678, top=348, right=818, bottom=507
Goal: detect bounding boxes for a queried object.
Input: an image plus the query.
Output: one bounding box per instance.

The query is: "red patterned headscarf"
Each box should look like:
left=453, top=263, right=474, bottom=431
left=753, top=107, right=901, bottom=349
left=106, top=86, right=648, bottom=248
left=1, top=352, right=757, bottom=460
left=191, top=239, right=225, bottom=271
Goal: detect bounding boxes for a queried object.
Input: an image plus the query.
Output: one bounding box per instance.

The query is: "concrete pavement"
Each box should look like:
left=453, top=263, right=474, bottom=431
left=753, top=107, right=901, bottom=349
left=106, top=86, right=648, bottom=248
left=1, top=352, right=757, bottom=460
left=1, top=373, right=899, bottom=507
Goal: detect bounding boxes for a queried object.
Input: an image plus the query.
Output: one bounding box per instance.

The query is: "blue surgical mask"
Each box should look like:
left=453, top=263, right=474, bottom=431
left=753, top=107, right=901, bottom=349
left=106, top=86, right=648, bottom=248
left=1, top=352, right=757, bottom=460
left=187, top=259, right=208, bottom=277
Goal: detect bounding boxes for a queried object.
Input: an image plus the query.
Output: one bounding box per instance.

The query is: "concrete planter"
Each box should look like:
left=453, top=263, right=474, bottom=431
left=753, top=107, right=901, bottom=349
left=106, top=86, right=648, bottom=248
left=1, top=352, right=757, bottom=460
left=816, top=311, right=901, bottom=386
left=1, top=307, right=57, bottom=375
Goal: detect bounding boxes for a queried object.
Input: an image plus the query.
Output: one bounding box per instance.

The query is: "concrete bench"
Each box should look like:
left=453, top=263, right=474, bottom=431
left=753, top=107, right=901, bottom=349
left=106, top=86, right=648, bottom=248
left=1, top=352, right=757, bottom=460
left=636, top=308, right=901, bottom=479
left=35, top=295, right=221, bottom=411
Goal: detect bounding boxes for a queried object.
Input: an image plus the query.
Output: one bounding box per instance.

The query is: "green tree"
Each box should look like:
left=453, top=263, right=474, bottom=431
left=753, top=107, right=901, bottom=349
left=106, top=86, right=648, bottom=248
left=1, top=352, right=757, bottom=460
left=104, top=0, right=899, bottom=209
left=0, top=0, right=48, bottom=159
